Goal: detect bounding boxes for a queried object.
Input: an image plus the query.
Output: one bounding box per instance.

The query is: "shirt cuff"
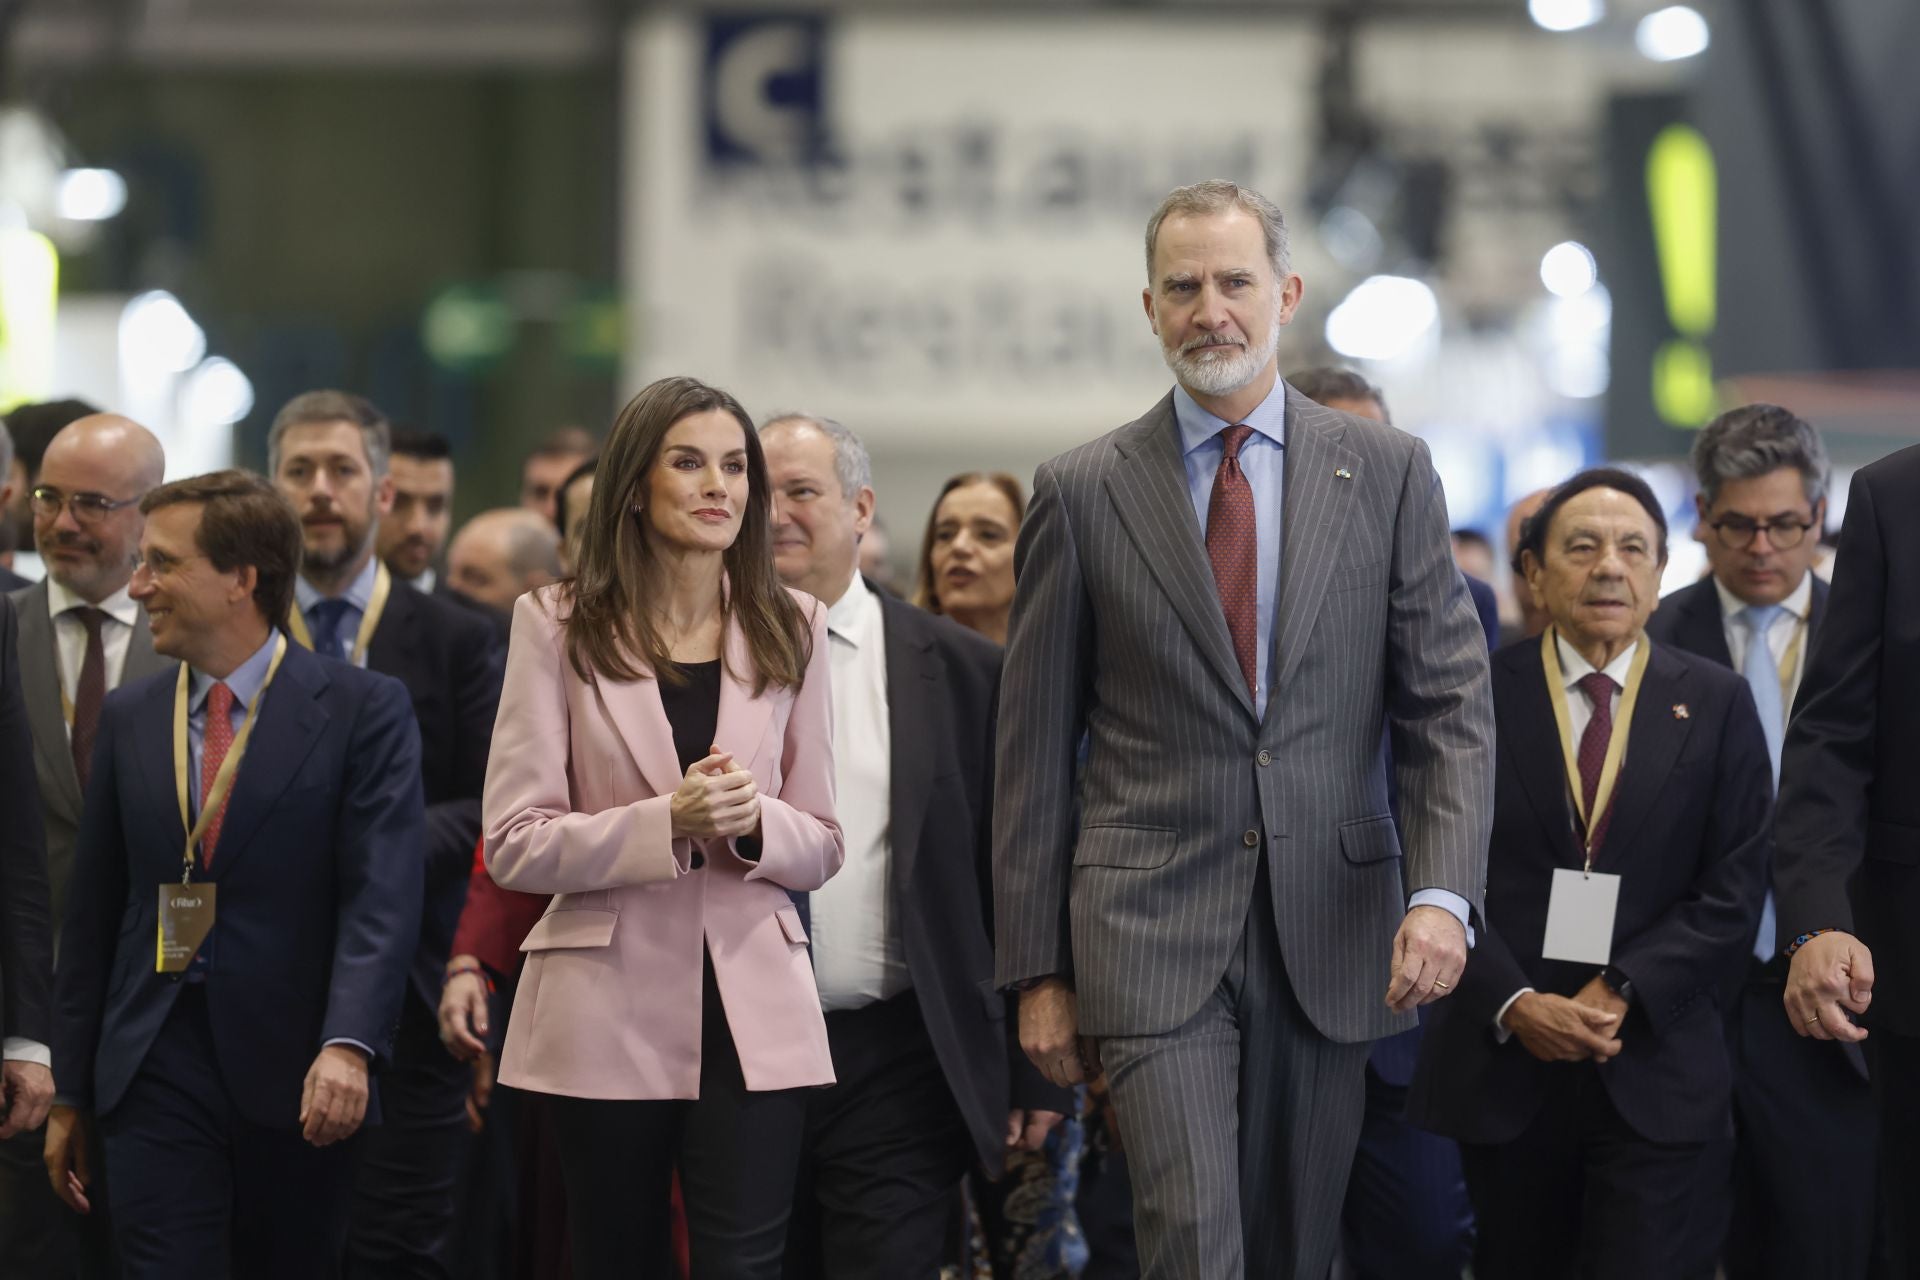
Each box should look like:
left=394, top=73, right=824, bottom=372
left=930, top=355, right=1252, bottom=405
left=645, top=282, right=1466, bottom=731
left=1, top=1037, right=50, bottom=1067
left=1493, top=988, right=1535, bottom=1043
left=1408, top=888, right=1476, bottom=949
left=322, top=1038, right=375, bottom=1060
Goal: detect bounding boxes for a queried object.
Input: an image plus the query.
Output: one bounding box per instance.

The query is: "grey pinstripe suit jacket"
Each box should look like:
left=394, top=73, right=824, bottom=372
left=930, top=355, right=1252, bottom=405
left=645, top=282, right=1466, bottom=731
left=993, top=384, right=1495, bottom=1044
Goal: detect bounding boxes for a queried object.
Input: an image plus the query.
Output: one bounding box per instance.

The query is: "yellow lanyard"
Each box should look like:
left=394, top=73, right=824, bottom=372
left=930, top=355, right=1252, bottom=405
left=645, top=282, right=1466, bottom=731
left=1541, top=628, right=1651, bottom=872
left=171, top=633, right=288, bottom=884
left=285, top=560, right=392, bottom=666
left=1774, top=615, right=1804, bottom=709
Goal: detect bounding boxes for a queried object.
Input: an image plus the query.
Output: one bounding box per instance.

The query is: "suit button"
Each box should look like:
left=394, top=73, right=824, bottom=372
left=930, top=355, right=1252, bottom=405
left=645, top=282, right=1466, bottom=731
left=1257, top=750, right=1272, bottom=767
left=1242, top=830, right=1259, bottom=847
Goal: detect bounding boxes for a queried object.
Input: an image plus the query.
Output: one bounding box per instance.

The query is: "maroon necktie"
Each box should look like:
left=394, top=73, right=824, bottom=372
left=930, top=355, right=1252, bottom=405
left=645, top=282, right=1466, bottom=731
left=1576, top=671, right=1619, bottom=853
left=1206, top=425, right=1259, bottom=699
left=69, top=607, right=107, bottom=789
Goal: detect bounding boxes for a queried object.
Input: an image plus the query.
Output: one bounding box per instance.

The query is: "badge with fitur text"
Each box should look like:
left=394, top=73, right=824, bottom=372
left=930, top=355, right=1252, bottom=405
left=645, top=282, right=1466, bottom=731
left=156, top=884, right=216, bottom=973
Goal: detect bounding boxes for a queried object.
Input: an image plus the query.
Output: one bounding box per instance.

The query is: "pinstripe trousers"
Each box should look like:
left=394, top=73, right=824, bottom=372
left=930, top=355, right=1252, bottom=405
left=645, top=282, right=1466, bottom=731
left=1097, top=861, right=1371, bottom=1280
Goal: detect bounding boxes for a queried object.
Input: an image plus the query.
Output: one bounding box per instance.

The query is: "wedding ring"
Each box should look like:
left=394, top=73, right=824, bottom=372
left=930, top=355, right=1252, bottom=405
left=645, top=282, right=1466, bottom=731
left=1433, top=980, right=1450, bottom=990
left=1805, top=1013, right=1822, bottom=1025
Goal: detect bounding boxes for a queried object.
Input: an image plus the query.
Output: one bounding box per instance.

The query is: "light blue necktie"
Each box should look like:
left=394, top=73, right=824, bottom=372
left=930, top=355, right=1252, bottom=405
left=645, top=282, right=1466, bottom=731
left=1741, top=604, right=1785, bottom=961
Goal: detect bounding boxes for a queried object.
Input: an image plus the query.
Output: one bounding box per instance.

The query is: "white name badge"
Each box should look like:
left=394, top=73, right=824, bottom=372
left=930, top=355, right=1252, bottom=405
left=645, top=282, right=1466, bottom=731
left=1541, top=868, right=1621, bottom=965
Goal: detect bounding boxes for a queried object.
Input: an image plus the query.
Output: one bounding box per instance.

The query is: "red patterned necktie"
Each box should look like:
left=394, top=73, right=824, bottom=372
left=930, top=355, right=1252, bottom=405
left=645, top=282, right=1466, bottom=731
left=1206, top=424, right=1259, bottom=699
left=1575, top=671, right=1618, bottom=853
left=200, top=682, right=236, bottom=866
left=69, top=607, right=107, bottom=789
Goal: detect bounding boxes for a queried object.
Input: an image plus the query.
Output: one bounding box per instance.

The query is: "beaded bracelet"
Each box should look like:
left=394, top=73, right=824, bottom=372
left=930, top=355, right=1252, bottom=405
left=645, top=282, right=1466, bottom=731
left=444, top=961, right=496, bottom=994
left=1784, top=928, right=1837, bottom=958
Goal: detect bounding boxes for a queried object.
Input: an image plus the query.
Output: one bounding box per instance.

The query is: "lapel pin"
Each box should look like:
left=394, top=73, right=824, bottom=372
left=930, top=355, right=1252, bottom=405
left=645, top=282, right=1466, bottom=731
left=1334, top=467, right=1353, bottom=480
left=1672, top=703, right=1690, bottom=720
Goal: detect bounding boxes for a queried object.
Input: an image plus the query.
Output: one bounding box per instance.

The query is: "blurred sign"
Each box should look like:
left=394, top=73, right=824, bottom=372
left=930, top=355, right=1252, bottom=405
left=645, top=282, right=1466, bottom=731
left=624, top=10, right=1317, bottom=447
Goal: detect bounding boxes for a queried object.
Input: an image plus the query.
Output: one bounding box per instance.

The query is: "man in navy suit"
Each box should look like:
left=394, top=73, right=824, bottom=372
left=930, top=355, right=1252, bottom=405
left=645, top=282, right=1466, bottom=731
left=48, top=470, right=424, bottom=1279
left=1410, top=468, right=1772, bottom=1278
left=1645, top=404, right=1875, bottom=1278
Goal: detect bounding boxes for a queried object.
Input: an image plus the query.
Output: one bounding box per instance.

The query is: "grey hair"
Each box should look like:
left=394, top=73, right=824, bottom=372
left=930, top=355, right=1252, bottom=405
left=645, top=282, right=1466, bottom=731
left=1287, top=366, right=1391, bottom=424
left=267, top=390, right=392, bottom=479
left=759, top=412, right=873, bottom=500
left=1145, top=180, right=1291, bottom=282
left=501, top=510, right=564, bottom=581
left=1690, top=403, right=1829, bottom=509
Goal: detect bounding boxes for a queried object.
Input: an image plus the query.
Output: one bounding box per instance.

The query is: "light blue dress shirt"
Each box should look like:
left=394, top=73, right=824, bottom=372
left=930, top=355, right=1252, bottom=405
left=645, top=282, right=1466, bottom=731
left=1172, top=380, right=1471, bottom=938
left=186, top=630, right=374, bottom=1050
left=293, top=554, right=380, bottom=666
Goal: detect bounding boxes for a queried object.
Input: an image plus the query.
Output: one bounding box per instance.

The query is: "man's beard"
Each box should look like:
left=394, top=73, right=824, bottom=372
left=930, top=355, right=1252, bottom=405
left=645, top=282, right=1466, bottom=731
left=303, top=518, right=374, bottom=578
left=1162, top=312, right=1284, bottom=398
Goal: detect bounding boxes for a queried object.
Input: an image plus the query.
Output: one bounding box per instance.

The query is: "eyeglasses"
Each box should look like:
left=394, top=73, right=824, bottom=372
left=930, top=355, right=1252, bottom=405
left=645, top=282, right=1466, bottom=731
left=1706, top=515, right=1816, bottom=551
left=133, top=548, right=202, bottom=578
left=31, top=485, right=142, bottom=525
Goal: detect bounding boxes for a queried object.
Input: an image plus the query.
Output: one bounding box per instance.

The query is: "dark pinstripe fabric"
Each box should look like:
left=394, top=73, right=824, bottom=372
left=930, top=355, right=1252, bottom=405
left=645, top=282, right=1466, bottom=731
left=993, top=384, right=1494, bottom=1277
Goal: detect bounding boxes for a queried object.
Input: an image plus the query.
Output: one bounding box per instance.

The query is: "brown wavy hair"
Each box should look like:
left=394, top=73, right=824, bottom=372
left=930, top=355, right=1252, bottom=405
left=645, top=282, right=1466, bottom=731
left=912, top=471, right=1027, bottom=614
left=561, top=377, right=810, bottom=694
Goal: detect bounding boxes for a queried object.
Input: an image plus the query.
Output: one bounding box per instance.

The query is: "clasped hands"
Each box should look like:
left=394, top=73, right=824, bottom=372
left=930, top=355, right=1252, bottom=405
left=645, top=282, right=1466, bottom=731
left=671, top=748, right=760, bottom=841
left=1502, top=976, right=1625, bottom=1064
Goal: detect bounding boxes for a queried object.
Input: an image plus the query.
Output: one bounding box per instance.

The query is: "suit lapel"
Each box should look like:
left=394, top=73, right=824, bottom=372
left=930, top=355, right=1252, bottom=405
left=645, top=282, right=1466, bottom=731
left=1498, top=644, right=1586, bottom=866
left=1807, top=575, right=1829, bottom=638
left=595, top=674, right=688, bottom=800
left=12, top=582, right=83, bottom=818
left=879, top=595, right=936, bottom=898
left=366, top=580, right=418, bottom=677
left=1270, top=390, right=1361, bottom=701
left=1103, top=394, right=1255, bottom=720
left=714, top=613, right=776, bottom=773
left=1672, top=580, right=1733, bottom=667
left=1594, top=642, right=1693, bottom=865
left=128, top=671, right=187, bottom=863
left=122, top=607, right=171, bottom=684
left=205, top=644, right=330, bottom=877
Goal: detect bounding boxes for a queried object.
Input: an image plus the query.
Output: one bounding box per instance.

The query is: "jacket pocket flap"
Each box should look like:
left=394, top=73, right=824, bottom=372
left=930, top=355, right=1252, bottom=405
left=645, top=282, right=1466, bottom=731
left=1073, top=824, right=1178, bottom=870
left=776, top=904, right=810, bottom=945
left=1339, top=816, right=1403, bottom=864
left=520, top=908, right=618, bottom=952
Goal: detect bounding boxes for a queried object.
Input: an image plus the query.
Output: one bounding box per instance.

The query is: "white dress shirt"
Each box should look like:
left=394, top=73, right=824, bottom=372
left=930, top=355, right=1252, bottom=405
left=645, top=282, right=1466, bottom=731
left=45, top=578, right=141, bottom=737
left=410, top=568, right=436, bottom=595
left=1714, top=571, right=1813, bottom=707
left=810, top=576, right=911, bottom=1012
left=1492, top=633, right=1639, bottom=1037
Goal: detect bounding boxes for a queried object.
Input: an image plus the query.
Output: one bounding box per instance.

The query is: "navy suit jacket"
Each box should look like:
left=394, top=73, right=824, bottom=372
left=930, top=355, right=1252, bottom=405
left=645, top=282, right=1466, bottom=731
left=1409, top=638, right=1772, bottom=1145
left=1644, top=573, right=1829, bottom=676
left=0, top=595, right=52, bottom=1046
left=54, top=635, right=425, bottom=1128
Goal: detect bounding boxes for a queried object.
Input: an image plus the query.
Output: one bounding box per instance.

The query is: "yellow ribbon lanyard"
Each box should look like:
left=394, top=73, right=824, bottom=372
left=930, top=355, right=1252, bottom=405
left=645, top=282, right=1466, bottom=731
left=171, top=633, right=289, bottom=885
left=284, top=560, right=392, bottom=666
left=1775, top=615, right=1804, bottom=710
left=1541, top=627, right=1651, bottom=875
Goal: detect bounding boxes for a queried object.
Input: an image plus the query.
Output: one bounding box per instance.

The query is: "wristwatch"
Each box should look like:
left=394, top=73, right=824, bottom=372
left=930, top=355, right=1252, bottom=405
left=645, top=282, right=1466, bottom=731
left=1599, top=965, right=1635, bottom=1006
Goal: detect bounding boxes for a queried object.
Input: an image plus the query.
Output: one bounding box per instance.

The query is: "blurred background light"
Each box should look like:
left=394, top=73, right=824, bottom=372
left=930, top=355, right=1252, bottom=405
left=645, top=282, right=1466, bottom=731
left=1528, top=0, right=1604, bottom=34
left=1325, top=275, right=1439, bottom=362
left=181, top=356, right=255, bottom=426
left=119, top=290, right=206, bottom=378
left=56, top=168, right=127, bottom=222
left=1637, top=6, right=1711, bottom=62
left=1540, top=240, right=1599, bottom=297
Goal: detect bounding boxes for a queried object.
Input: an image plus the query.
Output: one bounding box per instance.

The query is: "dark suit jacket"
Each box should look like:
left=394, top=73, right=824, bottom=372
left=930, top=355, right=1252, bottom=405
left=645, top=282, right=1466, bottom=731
left=1409, top=638, right=1772, bottom=1145
left=10, top=579, right=174, bottom=935
left=0, top=595, right=52, bottom=1045
left=875, top=590, right=1070, bottom=1173
left=432, top=578, right=511, bottom=645
left=359, top=580, right=502, bottom=1007
left=0, top=564, right=28, bottom=594
left=1645, top=573, right=1830, bottom=674
left=53, top=638, right=426, bottom=1127
left=1774, top=443, right=1920, bottom=1034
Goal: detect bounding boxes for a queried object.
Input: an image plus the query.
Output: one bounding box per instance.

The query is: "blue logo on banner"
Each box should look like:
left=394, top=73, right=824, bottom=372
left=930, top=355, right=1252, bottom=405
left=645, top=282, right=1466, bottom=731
left=703, top=13, right=829, bottom=167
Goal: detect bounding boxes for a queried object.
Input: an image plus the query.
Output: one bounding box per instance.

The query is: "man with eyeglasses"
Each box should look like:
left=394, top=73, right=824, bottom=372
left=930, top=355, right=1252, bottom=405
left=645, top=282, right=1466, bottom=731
left=2, top=414, right=170, bottom=1277
left=1645, top=403, right=1874, bottom=1278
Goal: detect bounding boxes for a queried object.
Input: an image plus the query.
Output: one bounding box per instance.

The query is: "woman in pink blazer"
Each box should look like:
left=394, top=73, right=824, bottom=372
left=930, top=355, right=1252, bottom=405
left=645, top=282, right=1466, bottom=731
left=482, top=375, right=843, bottom=1279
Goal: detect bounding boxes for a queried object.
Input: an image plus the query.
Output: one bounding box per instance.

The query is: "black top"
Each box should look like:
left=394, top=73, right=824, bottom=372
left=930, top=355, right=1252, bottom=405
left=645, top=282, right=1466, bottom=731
left=658, top=660, right=722, bottom=775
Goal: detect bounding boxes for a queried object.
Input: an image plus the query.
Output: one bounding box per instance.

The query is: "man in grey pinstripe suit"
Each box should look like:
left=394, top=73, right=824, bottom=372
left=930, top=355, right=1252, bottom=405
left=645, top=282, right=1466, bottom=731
left=994, top=180, right=1494, bottom=1280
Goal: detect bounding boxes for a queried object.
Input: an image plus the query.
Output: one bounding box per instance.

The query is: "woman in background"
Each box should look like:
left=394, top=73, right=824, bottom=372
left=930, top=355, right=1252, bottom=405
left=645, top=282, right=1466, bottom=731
left=483, top=375, right=842, bottom=1279
left=913, top=472, right=1024, bottom=646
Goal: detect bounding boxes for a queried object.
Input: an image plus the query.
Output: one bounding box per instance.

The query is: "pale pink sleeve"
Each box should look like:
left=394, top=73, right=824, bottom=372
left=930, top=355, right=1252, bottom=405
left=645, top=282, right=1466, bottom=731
left=483, top=591, right=691, bottom=894
left=732, top=601, right=843, bottom=893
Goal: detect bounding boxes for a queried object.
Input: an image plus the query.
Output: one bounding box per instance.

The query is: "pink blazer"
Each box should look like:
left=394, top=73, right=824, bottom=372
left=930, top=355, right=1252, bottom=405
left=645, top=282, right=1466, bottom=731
left=483, top=585, right=843, bottom=1099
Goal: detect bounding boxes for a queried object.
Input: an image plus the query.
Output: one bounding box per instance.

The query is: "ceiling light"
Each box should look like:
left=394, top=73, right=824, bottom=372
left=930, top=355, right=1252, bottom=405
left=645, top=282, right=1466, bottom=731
left=1637, top=6, right=1710, bottom=62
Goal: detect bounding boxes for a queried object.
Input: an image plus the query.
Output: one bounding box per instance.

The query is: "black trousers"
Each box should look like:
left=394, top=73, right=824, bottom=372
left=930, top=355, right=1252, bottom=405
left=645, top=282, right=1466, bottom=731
left=0, top=1118, right=119, bottom=1279
left=782, top=990, right=974, bottom=1280
left=1870, top=1030, right=1920, bottom=1279
left=1339, top=1061, right=1475, bottom=1280
left=1460, top=1063, right=1709, bottom=1280
left=100, top=985, right=359, bottom=1280
left=345, top=989, right=474, bottom=1279
left=548, top=952, right=807, bottom=1280
left=1688, top=963, right=1878, bottom=1279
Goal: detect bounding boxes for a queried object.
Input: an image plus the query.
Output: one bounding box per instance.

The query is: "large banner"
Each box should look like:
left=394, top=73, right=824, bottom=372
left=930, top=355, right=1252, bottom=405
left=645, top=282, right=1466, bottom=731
left=623, top=11, right=1316, bottom=448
